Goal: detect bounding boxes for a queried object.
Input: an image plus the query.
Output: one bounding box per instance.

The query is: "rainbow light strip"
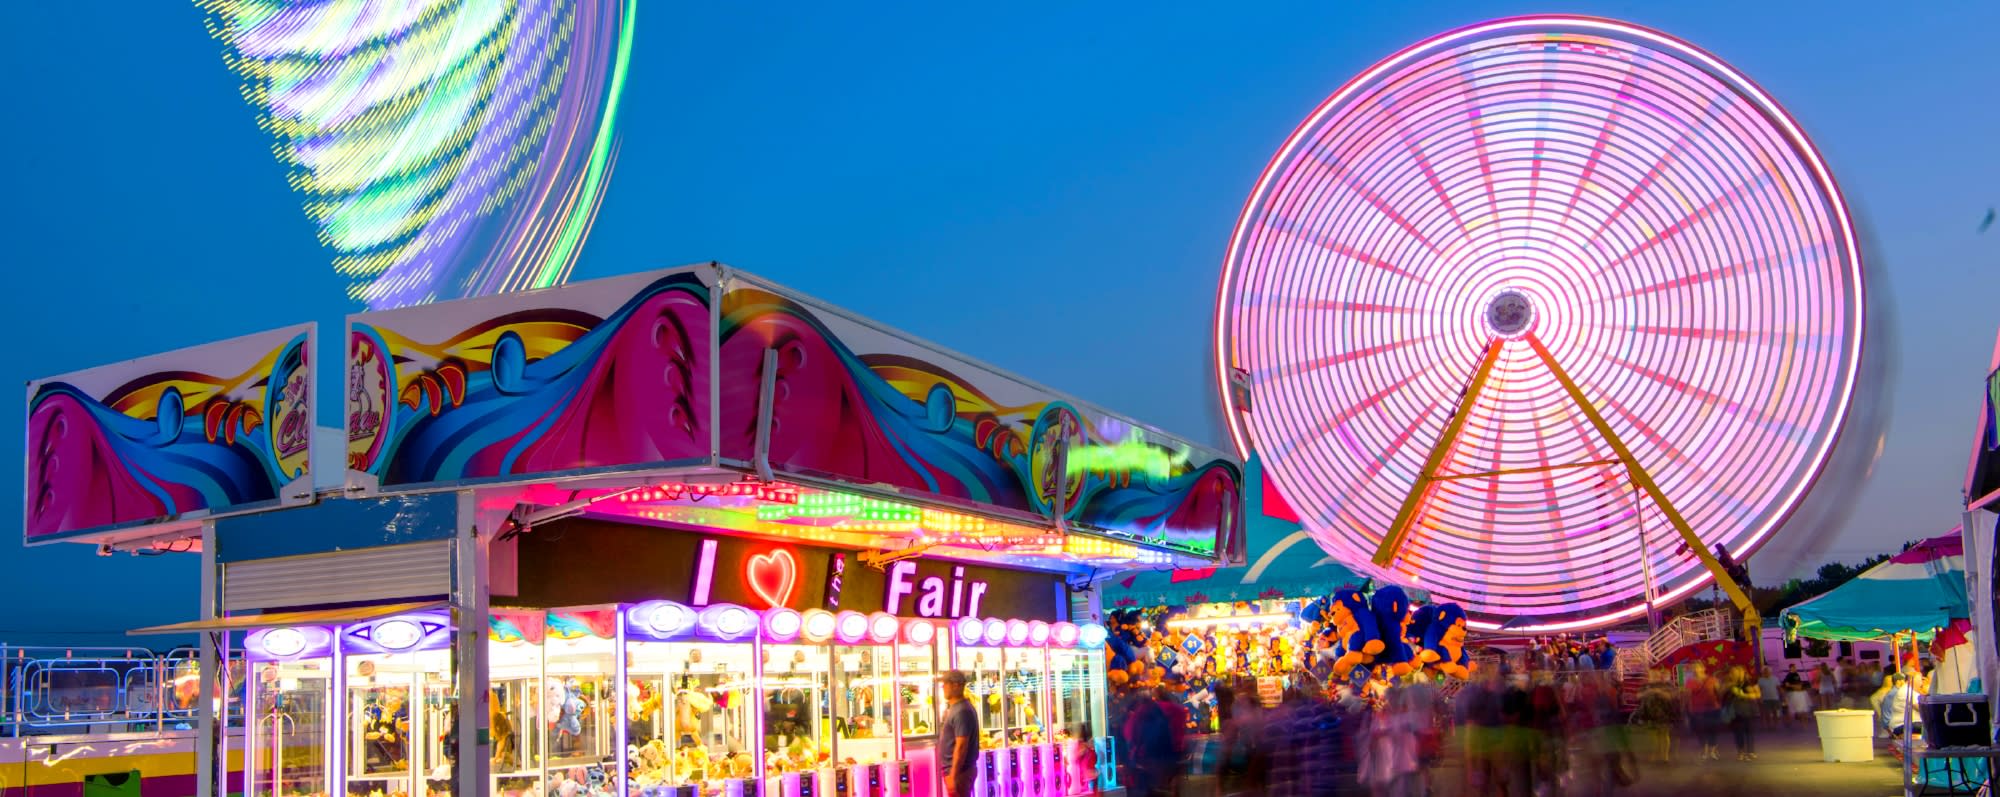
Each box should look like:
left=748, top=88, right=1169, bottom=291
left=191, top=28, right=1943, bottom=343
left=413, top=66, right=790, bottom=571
left=1214, top=16, right=1863, bottom=632
left=194, top=0, right=637, bottom=308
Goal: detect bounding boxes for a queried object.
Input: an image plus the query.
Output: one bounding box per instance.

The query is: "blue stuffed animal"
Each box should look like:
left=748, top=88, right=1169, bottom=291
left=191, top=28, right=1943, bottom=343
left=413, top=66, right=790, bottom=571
left=1369, top=586, right=1416, bottom=677
left=1408, top=605, right=1443, bottom=668
left=1423, top=604, right=1473, bottom=679
left=1329, top=588, right=1381, bottom=674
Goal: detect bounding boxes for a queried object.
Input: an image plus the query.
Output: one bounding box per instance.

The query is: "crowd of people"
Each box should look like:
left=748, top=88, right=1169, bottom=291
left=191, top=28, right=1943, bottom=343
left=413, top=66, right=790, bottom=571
left=1098, top=652, right=1935, bottom=797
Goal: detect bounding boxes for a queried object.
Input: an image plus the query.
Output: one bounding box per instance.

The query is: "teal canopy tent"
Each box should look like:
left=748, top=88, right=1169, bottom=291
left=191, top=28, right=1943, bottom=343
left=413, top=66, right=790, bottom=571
left=1101, top=455, right=1362, bottom=608
left=1778, top=529, right=1967, bottom=643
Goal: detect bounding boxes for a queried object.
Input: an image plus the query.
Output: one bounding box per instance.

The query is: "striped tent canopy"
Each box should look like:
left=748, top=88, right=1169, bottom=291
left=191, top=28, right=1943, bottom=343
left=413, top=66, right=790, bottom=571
left=1780, top=529, right=1967, bottom=642
left=1102, top=455, right=1363, bottom=609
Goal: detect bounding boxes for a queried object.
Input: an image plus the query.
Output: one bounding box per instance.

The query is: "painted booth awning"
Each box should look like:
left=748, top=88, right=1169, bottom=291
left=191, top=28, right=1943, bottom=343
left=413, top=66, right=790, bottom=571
left=1101, top=455, right=1361, bottom=608
left=1780, top=528, right=1967, bottom=642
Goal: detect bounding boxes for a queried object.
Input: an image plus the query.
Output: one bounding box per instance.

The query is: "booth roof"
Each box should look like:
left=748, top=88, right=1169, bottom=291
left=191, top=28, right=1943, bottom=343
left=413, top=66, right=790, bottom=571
left=1779, top=527, right=1967, bottom=642
left=1101, top=455, right=1361, bottom=607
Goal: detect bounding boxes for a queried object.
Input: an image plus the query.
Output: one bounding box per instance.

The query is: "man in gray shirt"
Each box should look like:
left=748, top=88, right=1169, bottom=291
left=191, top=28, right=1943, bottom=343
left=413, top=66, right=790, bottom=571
left=938, top=670, right=980, bottom=797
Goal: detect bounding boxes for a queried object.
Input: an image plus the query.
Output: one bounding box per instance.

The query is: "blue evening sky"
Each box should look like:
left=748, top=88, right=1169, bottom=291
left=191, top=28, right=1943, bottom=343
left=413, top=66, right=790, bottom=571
left=2, top=1, right=1995, bottom=643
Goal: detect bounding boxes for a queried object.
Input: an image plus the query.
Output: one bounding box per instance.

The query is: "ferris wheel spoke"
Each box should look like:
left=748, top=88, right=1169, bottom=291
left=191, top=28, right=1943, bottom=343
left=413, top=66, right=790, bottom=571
left=1253, top=336, right=1430, bottom=381
left=1365, top=86, right=1473, bottom=244
left=1607, top=240, right=1828, bottom=300
left=1240, top=293, right=1424, bottom=316
left=1260, top=359, right=1447, bottom=461
left=1297, top=150, right=1447, bottom=256
left=1584, top=129, right=1695, bottom=246
left=1595, top=172, right=1773, bottom=275
left=1557, top=57, right=1644, bottom=227
left=1449, top=51, right=1501, bottom=225
left=1262, top=213, right=1434, bottom=283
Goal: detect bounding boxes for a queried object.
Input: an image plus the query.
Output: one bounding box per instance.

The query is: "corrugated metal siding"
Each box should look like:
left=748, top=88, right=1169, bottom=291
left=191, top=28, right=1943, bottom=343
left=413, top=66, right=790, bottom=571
left=222, top=540, right=452, bottom=612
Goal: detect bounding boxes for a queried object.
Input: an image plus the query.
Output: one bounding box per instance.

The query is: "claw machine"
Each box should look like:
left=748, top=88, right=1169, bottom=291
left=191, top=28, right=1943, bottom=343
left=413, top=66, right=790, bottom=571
left=1000, top=623, right=1050, bottom=797
left=762, top=609, right=834, bottom=797
left=544, top=607, right=621, bottom=797
left=831, top=612, right=902, bottom=797
left=343, top=610, right=454, bottom=797
left=894, top=619, right=943, bottom=797
left=246, top=625, right=337, bottom=797
left=625, top=600, right=761, bottom=797
left=1044, top=624, right=1101, bottom=796
left=489, top=609, right=546, bottom=797
left=951, top=619, right=1008, bottom=797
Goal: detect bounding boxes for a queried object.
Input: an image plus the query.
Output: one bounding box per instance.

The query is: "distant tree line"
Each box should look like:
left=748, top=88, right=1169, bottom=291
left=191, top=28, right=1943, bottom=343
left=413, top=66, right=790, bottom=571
left=1676, top=542, right=1909, bottom=620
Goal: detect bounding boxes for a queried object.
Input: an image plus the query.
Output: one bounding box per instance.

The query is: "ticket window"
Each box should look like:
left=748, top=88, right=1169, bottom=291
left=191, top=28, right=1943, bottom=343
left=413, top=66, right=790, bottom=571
left=343, top=613, right=454, bottom=797
left=544, top=614, right=619, bottom=795
left=246, top=626, right=335, bottom=797
left=761, top=643, right=831, bottom=778
left=488, top=615, right=545, bottom=797
left=625, top=637, right=759, bottom=796
left=833, top=644, right=896, bottom=766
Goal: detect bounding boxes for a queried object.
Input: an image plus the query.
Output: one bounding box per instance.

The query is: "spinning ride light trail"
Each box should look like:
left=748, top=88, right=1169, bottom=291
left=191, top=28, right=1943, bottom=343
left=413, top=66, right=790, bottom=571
left=196, top=0, right=636, bottom=309
left=1214, top=16, right=1864, bottom=632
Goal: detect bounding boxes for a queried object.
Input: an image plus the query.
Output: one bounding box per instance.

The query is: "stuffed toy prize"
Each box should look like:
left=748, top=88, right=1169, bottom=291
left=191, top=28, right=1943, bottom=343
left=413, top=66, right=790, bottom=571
left=1369, top=586, right=1417, bottom=677
left=1329, top=588, right=1381, bottom=673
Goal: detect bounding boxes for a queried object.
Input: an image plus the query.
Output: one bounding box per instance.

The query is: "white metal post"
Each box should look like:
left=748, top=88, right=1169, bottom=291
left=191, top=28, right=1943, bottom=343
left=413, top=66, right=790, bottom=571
left=454, top=491, right=494, bottom=797
left=198, top=521, right=220, bottom=797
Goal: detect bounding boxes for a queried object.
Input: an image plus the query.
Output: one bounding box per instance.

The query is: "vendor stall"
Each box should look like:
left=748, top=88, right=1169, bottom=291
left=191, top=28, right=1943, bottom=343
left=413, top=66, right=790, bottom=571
left=41, top=265, right=1242, bottom=797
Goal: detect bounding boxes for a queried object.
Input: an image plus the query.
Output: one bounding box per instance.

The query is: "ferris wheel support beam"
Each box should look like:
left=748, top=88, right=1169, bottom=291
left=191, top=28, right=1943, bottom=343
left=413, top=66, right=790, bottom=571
left=1368, top=332, right=1761, bottom=642
left=1370, top=340, right=1505, bottom=567
left=1520, top=333, right=1758, bottom=632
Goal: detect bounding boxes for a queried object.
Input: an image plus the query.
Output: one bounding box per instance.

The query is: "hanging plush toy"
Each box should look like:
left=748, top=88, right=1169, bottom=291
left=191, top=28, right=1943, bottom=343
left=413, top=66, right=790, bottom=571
left=1329, top=588, right=1381, bottom=674
left=1408, top=605, right=1443, bottom=669
left=551, top=679, right=585, bottom=746
left=1369, top=586, right=1417, bottom=677
left=1425, top=604, right=1473, bottom=680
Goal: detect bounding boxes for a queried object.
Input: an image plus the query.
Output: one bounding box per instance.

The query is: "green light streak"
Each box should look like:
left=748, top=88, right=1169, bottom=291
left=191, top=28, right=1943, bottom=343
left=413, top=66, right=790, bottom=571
left=534, top=0, right=635, bottom=289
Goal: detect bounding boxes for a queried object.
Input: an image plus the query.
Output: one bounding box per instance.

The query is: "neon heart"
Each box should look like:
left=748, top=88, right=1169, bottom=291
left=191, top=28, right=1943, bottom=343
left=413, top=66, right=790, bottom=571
left=747, top=548, right=798, bottom=608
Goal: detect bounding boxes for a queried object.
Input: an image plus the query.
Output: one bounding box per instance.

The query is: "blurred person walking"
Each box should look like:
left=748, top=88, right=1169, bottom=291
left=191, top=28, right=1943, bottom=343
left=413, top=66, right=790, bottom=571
left=1630, top=671, right=1681, bottom=764
left=1684, top=664, right=1724, bottom=761
left=1725, top=666, right=1759, bottom=761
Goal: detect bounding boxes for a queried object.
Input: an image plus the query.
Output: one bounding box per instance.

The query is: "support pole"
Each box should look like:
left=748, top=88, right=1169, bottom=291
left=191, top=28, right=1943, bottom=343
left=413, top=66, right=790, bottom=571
left=454, top=490, right=495, bottom=797
left=1372, top=341, right=1505, bottom=567
left=197, top=521, right=220, bottom=797
left=1634, top=474, right=1661, bottom=633
left=1523, top=334, right=1759, bottom=635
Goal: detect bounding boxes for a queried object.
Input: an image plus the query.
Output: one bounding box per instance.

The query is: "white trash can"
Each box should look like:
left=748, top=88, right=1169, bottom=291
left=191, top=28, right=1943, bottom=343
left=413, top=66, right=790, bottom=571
left=1814, top=709, right=1876, bottom=762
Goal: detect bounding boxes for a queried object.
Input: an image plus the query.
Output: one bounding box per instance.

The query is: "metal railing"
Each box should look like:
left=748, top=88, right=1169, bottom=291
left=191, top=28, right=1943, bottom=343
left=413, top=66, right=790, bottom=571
left=1638, top=608, right=1734, bottom=669
left=0, top=645, right=242, bottom=736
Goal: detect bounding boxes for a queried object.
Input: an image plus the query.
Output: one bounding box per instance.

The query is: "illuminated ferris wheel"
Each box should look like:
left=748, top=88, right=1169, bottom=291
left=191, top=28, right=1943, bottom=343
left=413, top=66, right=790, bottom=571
left=1215, top=16, right=1864, bottom=632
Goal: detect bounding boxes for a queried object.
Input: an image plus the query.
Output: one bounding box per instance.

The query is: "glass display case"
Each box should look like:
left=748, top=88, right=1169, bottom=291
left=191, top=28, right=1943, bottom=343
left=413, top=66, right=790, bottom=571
left=895, top=620, right=942, bottom=797
left=624, top=600, right=760, bottom=797
left=489, top=610, right=546, bottom=797
left=342, top=612, right=453, bottom=797
left=953, top=620, right=1007, bottom=751
left=1045, top=625, right=1097, bottom=797
left=831, top=612, right=900, bottom=767
left=543, top=608, right=620, bottom=797
left=246, top=626, right=337, bottom=797
left=760, top=641, right=830, bottom=779
left=999, top=647, right=1046, bottom=747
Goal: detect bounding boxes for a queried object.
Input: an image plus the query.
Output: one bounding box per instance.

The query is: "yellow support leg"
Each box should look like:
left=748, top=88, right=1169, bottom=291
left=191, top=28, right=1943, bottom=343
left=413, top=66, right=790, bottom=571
left=1524, top=334, right=1760, bottom=634
left=1372, top=341, right=1505, bottom=568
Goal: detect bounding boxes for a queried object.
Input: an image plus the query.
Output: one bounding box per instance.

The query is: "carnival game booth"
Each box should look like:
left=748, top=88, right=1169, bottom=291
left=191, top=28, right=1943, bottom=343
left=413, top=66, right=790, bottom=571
left=26, top=265, right=1244, bottom=797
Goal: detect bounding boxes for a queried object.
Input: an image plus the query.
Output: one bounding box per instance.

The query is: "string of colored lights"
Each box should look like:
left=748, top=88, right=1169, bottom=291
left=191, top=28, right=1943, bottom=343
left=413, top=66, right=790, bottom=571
left=194, top=0, right=636, bottom=308
left=1215, top=17, right=1863, bottom=631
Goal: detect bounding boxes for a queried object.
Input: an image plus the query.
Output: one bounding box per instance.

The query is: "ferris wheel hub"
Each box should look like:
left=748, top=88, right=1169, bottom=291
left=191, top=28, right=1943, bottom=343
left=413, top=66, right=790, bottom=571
left=1483, top=290, right=1535, bottom=338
